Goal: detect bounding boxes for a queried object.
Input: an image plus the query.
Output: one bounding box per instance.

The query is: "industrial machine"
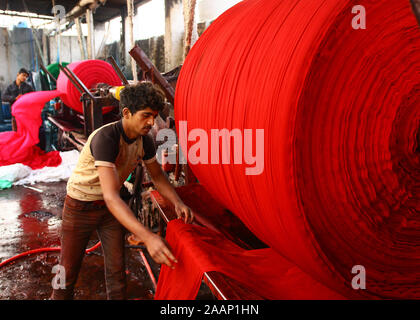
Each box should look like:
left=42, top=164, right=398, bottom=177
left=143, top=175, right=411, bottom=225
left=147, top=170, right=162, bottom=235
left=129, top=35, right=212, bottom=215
left=46, top=47, right=258, bottom=300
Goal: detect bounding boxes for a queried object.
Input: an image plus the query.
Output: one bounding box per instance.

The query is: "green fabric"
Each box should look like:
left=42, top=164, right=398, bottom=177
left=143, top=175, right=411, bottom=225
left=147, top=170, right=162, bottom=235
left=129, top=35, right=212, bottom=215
left=0, top=180, right=12, bottom=190
left=46, top=62, right=69, bottom=80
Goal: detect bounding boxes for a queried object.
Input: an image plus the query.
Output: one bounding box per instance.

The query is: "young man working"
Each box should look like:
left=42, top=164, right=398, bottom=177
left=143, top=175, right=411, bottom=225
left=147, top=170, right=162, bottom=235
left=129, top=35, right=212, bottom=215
left=2, top=68, right=33, bottom=131
left=52, top=82, right=193, bottom=300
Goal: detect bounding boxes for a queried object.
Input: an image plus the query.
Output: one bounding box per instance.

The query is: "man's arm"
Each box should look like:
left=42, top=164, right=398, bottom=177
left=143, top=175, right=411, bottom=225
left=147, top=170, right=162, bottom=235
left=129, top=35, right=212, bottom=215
left=145, top=159, right=194, bottom=223
left=411, top=0, right=420, bottom=26
left=97, top=165, right=178, bottom=269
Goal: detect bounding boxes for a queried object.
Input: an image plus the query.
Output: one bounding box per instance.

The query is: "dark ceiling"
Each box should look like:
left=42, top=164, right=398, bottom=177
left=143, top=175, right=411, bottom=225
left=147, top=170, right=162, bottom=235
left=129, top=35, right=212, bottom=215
left=0, top=0, right=147, bottom=23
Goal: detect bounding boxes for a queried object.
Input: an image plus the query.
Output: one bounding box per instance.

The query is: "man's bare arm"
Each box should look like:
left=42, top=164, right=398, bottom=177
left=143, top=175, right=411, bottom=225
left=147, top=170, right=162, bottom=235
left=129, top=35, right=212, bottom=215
left=97, top=165, right=177, bottom=268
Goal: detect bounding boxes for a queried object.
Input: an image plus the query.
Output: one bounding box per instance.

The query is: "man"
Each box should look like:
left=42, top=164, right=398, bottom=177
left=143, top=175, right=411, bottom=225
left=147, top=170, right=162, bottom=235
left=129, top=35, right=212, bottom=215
left=52, top=82, right=194, bottom=300
left=411, top=0, right=420, bottom=25
left=2, top=68, right=34, bottom=131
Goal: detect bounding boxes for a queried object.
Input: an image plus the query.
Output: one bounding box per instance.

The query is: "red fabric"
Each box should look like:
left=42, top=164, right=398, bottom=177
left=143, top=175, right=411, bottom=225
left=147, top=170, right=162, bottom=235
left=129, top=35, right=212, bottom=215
left=0, top=91, right=61, bottom=169
left=161, top=0, right=420, bottom=299
left=0, top=60, right=121, bottom=169
left=155, top=220, right=344, bottom=300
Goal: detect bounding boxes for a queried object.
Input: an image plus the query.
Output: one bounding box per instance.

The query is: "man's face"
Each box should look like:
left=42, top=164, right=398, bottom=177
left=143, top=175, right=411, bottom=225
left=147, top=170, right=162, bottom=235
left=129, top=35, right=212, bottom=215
left=17, top=73, right=28, bottom=83
left=126, top=106, right=158, bottom=136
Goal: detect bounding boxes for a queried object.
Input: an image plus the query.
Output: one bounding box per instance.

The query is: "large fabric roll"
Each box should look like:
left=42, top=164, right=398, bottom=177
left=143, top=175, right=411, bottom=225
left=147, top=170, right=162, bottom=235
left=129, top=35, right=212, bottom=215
left=171, top=0, right=420, bottom=299
left=56, top=60, right=121, bottom=114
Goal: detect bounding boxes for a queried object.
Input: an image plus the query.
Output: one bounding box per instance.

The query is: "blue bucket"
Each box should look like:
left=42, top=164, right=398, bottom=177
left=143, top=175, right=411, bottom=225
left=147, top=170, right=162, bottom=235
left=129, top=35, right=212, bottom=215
left=2, top=102, right=11, bottom=119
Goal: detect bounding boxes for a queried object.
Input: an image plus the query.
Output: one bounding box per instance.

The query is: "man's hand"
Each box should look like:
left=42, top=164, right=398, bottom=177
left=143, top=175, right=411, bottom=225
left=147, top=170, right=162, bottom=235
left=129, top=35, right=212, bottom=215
left=143, top=232, right=178, bottom=269
left=98, top=165, right=178, bottom=269
left=174, top=202, right=194, bottom=224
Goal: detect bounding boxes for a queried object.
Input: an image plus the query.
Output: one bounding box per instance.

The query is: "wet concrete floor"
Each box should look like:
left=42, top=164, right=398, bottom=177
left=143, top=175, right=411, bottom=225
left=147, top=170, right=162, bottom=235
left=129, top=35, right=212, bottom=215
left=0, top=181, right=157, bottom=300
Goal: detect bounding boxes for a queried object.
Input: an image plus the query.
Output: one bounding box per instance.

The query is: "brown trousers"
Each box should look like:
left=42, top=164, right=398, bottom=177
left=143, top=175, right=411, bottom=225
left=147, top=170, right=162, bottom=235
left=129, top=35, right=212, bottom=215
left=52, top=195, right=126, bottom=300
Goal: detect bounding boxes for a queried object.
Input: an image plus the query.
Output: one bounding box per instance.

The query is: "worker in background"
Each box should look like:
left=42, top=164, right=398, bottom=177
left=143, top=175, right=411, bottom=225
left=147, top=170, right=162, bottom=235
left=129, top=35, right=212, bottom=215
left=2, top=68, right=34, bottom=131
left=52, top=82, right=194, bottom=300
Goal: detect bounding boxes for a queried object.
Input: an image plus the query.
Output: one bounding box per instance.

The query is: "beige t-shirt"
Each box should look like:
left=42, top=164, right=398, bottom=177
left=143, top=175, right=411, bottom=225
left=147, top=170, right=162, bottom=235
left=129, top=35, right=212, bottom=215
left=67, top=120, right=156, bottom=201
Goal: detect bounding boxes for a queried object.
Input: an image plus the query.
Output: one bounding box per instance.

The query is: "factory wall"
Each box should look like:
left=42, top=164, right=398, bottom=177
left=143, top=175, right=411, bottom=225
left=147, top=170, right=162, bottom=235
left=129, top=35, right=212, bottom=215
left=196, top=0, right=242, bottom=23
left=164, top=0, right=184, bottom=71
left=48, top=35, right=84, bottom=65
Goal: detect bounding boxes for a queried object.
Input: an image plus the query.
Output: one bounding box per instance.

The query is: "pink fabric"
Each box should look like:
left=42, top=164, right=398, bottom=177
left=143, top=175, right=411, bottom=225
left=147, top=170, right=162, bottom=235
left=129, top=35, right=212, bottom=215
left=0, top=91, right=61, bottom=169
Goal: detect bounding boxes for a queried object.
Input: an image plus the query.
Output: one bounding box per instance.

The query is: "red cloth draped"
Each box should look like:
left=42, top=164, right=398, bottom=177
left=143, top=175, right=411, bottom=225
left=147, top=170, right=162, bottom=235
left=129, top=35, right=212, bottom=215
left=157, top=0, right=420, bottom=299
left=155, top=220, right=344, bottom=300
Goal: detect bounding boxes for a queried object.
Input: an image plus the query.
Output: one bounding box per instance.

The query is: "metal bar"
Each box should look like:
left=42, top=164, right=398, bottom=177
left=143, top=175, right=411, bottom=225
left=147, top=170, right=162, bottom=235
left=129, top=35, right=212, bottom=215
left=40, top=63, right=57, bottom=84
left=0, top=10, right=53, bottom=20
left=129, top=45, right=175, bottom=104
left=138, top=249, right=157, bottom=291
left=203, top=273, right=227, bottom=300
left=58, top=64, right=85, bottom=95
left=60, top=64, right=95, bottom=100
left=107, top=56, right=129, bottom=85
left=83, top=98, right=103, bottom=137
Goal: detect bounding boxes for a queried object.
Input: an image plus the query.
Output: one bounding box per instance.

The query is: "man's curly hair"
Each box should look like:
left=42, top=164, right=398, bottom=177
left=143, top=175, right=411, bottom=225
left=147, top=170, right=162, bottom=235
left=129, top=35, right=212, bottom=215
left=119, top=81, right=165, bottom=114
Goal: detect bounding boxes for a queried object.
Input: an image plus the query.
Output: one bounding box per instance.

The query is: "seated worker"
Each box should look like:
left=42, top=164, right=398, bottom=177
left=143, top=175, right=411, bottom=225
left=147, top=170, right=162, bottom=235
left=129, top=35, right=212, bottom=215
left=2, top=68, right=34, bottom=131
left=52, top=82, right=194, bottom=300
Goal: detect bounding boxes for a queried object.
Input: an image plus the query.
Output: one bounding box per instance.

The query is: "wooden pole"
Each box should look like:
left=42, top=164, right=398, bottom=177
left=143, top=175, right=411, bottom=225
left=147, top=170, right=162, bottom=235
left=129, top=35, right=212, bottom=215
left=52, top=0, right=61, bottom=64
left=120, top=7, right=126, bottom=67
left=75, top=17, right=86, bottom=60
left=127, top=0, right=138, bottom=82
left=183, top=0, right=197, bottom=59
left=86, top=8, right=95, bottom=59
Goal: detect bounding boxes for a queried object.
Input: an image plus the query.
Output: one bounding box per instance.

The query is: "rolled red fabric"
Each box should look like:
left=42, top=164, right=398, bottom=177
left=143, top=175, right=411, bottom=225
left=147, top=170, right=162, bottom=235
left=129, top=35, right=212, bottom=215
left=56, top=59, right=122, bottom=114
left=169, top=0, right=420, bottom=299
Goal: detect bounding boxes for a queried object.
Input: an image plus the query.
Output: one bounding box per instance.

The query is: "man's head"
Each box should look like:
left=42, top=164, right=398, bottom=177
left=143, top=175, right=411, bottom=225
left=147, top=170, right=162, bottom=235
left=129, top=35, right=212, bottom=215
left=16, top=68, right=29, bottom=84
left=119, top=82, right=166, bottom=136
